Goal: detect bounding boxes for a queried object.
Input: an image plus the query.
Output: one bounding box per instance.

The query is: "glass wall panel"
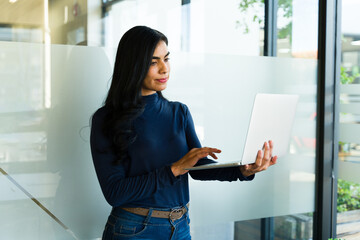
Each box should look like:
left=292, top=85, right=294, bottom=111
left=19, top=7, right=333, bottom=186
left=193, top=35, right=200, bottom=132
left=337, top=0, right=360, bottom=238
left=261, top=0, right=319, bottom=238
left=0, top=171, right=76, bottom=240
left=104, top=0, right=264, bottom=55
left=277, top=0, right=318, bottom=59
left=169, top=53, right=317, bottom=239
left=1, top=0, right=318, bottom=239
left=1, top=0, right=265, bottom=53
left=0, top=40, right=317, bottom=239
left=0, top=42, right=113, bottom=239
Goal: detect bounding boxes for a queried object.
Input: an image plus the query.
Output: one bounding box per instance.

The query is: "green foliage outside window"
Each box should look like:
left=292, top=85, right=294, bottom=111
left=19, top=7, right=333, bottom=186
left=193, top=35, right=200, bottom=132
left=338, top=66, right=359, bottom=152
left=338, top=68, right=360, bottom=213
left=340, top=65, right=359, bottom=84
left=237, top=0, right=293, bottom=40
left=337, top=179, right=360, bottom=212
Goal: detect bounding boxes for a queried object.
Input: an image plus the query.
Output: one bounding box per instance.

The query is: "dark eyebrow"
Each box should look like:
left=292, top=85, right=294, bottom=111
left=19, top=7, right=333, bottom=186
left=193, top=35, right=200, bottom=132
left=152, top=51, right=170, bottom=60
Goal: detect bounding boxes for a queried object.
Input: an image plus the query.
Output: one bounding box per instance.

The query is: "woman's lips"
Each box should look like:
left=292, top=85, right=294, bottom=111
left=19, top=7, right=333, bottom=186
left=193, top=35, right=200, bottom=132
left=156, top=78, right=168, bottom=83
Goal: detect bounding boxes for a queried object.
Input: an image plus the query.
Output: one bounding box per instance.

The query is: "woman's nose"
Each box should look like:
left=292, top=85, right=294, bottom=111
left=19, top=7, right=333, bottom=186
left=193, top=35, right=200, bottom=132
left=159, top=60, right=169, bottom=73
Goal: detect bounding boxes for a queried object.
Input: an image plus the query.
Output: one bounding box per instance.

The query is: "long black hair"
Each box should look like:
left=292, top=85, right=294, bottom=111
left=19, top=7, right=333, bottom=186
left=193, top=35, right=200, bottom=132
left=103, top=26, right=168, bottom=165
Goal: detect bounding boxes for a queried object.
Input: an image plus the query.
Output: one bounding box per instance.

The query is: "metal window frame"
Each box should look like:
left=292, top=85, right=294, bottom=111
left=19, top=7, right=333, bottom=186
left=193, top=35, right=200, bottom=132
left=261, top=1, right=277, bottom=239
left=314, top=0, right=341, bottom=238
left=264, top=0, right=278, bottom=57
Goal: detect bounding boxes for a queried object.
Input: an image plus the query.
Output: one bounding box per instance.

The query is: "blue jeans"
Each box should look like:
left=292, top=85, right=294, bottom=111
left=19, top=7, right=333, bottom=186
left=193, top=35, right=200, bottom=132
left=102, top=205, right=191, bottom=240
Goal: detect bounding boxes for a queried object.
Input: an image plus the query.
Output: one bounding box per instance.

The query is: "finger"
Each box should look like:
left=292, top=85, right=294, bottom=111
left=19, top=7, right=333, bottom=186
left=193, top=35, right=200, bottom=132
left=269, top=140, right=274, bottom=156
left=196, top=149, right=218, bottom=159
left=261, top=144, right=272, bottom=172
left=209, top=152, right=218, bottom=159
left=263, top=142, right=271, bottom=162
left=269, top=140, right=274, bottom=163
left=254, top=150, right=263, bottom=169
left=196, top=147, right=221, bottom=157
left=262, top=142, right=271, bottom=161
left=270, top=156, right=278, bottom=165
left=255, top=145, right=270, bottom=172
left=189, top=148, right=208, bottom=157
left=203, top=147, right=222, bottom=153
left=197, top=148, right=221, bottom=158
left=196, top=151, right=210, bottom=159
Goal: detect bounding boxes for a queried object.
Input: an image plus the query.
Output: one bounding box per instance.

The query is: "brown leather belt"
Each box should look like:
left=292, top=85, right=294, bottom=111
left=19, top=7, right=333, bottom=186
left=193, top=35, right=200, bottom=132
left=122, top=204, right=188, bottom=221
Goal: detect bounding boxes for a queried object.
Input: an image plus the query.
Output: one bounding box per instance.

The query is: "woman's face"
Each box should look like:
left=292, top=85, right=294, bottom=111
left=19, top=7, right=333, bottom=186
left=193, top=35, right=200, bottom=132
left=142, top=40, right=170, bottom=96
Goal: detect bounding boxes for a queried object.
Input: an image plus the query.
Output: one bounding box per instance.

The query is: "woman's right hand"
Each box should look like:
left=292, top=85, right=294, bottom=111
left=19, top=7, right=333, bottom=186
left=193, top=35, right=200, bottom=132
left=171, top=147, right=221, bottom=177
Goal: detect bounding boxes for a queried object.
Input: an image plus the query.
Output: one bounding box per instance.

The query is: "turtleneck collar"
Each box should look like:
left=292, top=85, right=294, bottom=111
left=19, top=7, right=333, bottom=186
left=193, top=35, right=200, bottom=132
left=142, top=92, right=159, bottom=105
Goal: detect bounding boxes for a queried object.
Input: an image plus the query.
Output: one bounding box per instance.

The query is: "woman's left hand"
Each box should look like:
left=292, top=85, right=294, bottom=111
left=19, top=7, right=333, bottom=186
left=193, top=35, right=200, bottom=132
left=239, top=140, right=277, bottom=177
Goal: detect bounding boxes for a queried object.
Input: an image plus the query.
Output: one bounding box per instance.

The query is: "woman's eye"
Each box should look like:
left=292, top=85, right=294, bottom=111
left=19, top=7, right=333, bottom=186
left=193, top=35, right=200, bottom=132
left=150, top=62, right=157, bottom=65
left=165, top=58, right=170, bottom=62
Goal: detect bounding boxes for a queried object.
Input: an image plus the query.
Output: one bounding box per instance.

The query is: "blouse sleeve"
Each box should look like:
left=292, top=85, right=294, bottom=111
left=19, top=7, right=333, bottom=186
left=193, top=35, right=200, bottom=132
left=90, top=108, right=181, bottom=207
left=182, top=105, right=255, bottom=182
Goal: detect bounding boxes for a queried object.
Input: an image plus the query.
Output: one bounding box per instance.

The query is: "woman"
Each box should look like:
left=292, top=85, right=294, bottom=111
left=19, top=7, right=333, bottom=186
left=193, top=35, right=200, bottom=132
left=90, top=26, right=277, bottom=240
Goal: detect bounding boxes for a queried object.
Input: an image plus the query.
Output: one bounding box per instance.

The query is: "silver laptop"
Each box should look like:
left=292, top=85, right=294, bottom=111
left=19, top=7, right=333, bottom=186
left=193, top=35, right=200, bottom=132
left=185, top=93, right=299, bottom=170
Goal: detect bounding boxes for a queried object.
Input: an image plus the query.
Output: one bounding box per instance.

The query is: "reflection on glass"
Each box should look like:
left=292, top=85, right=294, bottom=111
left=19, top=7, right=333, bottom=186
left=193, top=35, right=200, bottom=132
left=236, top=0, right=265, bottom=56
left=234, top=219, right=261, bottom=240
left=0, top=0, right=265, bottom=56
left=0, top=41, right=114, bottom=239
left=233, top=212, right=313, bottom=240
left=338, top=1, right=360, bottom=179
left=274, top=213, right=313, bottom=239
left=0, top=1, right=44, bottom=43
left=337, top=0, right=360, bottom=238
left=277, top=0, right=318, bottom=59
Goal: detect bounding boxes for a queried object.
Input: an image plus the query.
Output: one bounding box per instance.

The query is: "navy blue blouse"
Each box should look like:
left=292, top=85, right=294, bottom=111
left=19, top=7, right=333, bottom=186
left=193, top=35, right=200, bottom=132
left=90, top=93, right=254, bottom=209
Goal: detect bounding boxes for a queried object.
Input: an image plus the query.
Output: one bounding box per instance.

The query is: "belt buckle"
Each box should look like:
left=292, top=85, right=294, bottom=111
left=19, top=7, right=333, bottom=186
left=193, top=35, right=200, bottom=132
left=169, top=208, right=184, bottom=221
